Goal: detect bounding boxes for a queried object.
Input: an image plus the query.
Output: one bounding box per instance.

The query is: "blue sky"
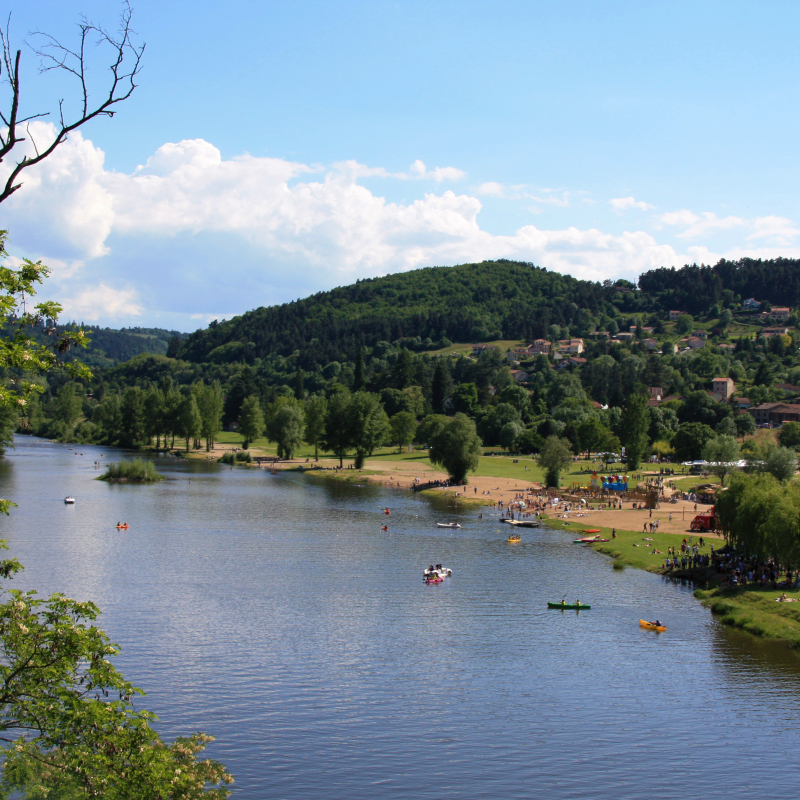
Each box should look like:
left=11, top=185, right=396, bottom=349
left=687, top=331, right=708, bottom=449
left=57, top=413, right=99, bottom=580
left=3, top=1, right=800, bottom=330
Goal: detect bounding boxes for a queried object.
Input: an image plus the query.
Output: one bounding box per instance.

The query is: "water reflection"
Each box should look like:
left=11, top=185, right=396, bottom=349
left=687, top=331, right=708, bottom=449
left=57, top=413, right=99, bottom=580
left=1, top=437, right=800, bottom=798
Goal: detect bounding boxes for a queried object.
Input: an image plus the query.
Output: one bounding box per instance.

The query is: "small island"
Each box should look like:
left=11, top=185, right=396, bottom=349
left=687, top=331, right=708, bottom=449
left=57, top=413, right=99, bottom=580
left=98, top=458, right=165, bottom=483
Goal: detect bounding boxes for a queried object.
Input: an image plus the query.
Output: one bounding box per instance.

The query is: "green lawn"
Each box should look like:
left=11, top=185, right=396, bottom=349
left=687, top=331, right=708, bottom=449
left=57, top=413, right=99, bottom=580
left=426, top=339, right=524, bottom=357
left=550, top=516, right=716, bottom=573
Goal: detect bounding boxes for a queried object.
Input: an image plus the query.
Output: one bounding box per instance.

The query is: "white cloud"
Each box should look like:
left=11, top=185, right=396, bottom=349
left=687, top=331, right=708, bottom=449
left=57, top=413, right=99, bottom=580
left=657, top=209, right=700, bottom=228
left=529, top=191, right=571, bottom=207
left=610, top=196, right=655, bottom=213
left=474, top=181, right=507, bottom=197
left=657, top=209, right=744, bottom=238
left=408, top=159, right=466, bottom=182
left=657, top=207, right=800, bottom=245
left=60, top=284, right=143, bottom=322
left=746, top=216, right=800, bottom=245
left=4, top=123, right=796, bottom=327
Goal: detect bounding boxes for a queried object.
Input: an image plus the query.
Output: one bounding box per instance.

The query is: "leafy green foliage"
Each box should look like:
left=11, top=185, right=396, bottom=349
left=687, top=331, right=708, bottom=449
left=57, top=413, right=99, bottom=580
left=701, top=435, right=742, bottom=483
left=428, top=413, right=482, bottom=482
left=0, top=550, right=232, bottom=797
left=764, top=446, right=798, bottom=482
left=672, top=422, right=716, bottom=462
left=175, top=260, right=610, bottom=366
left=237, top=396, right=265, bottom=449
left=266, top=402, right=304, bottom=460
left=304, top=395, right=328, bottom=461
left=716, top=473, right=800, bottom=567
left=389, top=412, right=417, bottom=453
left=621, top=393, right=649, bottom=470
left=779, top=421, right=800, bottom=449
left=538, top=435, right=573, bottom=487
left=98, top=459, right=164, bottom=483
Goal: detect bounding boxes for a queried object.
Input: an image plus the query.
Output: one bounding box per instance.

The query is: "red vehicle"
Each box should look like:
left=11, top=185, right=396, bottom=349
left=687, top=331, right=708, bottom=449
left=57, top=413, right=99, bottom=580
left=690, top=505, right=716, bottom=532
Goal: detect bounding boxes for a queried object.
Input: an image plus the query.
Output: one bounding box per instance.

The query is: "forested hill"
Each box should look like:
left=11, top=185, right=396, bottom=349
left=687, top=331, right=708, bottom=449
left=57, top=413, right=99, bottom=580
left=176, top=260, right=610, bottom=366
left=10, top=324, right=190, bottom=369
left=638, top=257, right=800, bottom=314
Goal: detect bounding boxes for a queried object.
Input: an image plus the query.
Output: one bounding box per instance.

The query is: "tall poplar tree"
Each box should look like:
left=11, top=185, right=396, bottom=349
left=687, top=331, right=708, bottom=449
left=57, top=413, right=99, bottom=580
left=621, top=392, right=650, bottom=470
left=353, top=349, right=366, bottom=392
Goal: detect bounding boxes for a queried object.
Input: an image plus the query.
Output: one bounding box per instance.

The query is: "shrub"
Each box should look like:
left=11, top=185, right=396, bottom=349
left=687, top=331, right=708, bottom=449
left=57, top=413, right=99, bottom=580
left=98, top=458, right=164, bottom=482
left=235, top=450, right=253, bottom=463
left=218, top=452, right=236, bottom=464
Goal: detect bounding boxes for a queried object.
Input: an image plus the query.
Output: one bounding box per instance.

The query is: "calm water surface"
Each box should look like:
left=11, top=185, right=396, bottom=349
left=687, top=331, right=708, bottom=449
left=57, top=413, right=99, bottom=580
left=1, top=436, right=800, bottom=798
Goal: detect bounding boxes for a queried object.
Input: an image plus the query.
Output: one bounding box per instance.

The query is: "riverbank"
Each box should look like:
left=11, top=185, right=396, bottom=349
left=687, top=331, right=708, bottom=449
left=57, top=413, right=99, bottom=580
left=552, top=517, right=800, bottom=651
left=82, top=438, right=800, bottom=652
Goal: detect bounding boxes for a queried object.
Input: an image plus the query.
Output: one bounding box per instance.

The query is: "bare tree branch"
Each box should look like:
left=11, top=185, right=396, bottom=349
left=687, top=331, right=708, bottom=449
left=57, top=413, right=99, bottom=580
left=0, top=1, right=144, bottom=205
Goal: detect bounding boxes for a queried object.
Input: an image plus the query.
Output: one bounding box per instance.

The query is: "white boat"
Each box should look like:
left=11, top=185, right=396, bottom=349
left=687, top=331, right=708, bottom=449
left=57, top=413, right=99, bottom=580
left=424, top=565, right=453, bottom=578
left=64, top=496, right=76, bottom=504
left=436, top=522, right=461, bottom=528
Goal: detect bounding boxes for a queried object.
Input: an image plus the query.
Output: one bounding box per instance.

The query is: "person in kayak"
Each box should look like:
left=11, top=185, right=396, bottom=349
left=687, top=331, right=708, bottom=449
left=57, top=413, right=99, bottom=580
left=651, top=619, right=661, bottom=627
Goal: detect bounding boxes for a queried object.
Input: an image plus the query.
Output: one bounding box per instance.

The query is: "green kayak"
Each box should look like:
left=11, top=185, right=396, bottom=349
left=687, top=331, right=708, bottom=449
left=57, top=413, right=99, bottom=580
left=547, top=601, right=591, bottom=610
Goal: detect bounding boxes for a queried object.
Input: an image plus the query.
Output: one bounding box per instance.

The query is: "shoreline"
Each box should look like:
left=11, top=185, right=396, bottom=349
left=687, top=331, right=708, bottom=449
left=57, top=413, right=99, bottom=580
left=40, top=435, right=800, bottom=653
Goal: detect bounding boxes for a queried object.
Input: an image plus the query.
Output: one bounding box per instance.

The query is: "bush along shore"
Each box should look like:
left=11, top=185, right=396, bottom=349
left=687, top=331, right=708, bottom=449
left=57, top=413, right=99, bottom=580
left=98, top=458, right=165, bottom=483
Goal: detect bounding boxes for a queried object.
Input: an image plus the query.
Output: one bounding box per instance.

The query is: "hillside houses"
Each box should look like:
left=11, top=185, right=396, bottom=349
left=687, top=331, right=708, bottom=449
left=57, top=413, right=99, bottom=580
left=748, top=403, right=800, bottom=427
left=711, top=377, right=735, bottom=402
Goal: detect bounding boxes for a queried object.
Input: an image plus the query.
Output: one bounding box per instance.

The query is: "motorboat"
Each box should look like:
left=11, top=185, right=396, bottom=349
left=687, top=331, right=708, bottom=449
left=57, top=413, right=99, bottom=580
left=503, top=519, right=541, bottom=528
left=64, top=496, right=75, bottom=504
left=436, top=522, right=461, bottom=528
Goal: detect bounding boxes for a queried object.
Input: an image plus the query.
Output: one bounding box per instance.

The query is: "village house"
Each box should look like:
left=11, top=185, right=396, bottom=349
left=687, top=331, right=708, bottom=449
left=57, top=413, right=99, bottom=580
left=768, top=307, right=792, bottom=321
left=614, top=332, right=634, bottom=341
left=711, top=377, right=736, bottom=402
left=471, top=344, right=496, bottom=357
left=748, top=402, right=800, bottom=427
left=506, top=347, right=532, bottom=362
left=529, top=339, right=551, bottom=355
left=629, top=325, right=654, bottom=334
left=742, top=298, right=761, bottom=311
left=642, top=338, right=659, bottom=350
left=682, top=336, right=705, bottom=349
left=510, top=369, right=530, bottom=383
left=646, top=386, right=664, bottom=407
left=557, top=338, right=585, bottom=354
left=691, top=330, right=708, bottom=339
left=669, top=310, right=684, bottom=320
left=762, top=327, right=789, bottom=338
left=733, top=397, right=752, bottom=409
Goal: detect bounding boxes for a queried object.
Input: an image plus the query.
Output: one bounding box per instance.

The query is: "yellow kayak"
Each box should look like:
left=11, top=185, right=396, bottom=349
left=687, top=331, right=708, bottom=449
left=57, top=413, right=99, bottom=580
left=639, top=619, right=666, bottom=632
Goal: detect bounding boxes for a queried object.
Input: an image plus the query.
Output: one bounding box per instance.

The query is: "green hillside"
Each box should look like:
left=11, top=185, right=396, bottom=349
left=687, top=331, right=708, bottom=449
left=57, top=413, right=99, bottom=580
left=175, top=260, right=617, bottom=367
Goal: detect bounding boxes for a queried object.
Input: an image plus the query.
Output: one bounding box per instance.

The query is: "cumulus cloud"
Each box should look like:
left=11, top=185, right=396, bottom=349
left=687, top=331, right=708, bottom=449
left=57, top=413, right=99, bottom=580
left=658, top=207, right=800, bottom=245
left=4, top=122, right=792, bottom=327
left=610, top=196, right=655, bottom=213
left=60, top=284, right=143, bottom=321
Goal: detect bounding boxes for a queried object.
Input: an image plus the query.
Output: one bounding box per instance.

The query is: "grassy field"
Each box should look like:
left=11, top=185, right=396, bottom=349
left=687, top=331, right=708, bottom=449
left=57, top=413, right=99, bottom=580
left=546, top=517, right=715, bottom=573
left=555, top=514, right=800, bottom=650
left=695, top=586, right=800, bottom=648
left=426, top=339, right=524, bottom=357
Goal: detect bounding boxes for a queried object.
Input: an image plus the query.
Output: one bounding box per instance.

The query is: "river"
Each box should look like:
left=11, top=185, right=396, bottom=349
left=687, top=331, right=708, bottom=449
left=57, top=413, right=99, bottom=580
left=1, top=436, right=800, bottom=798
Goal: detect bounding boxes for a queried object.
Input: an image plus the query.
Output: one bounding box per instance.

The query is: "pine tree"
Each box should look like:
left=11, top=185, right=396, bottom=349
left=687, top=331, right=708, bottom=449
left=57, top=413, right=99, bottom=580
left=294, top=367, right=305, bottom=400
